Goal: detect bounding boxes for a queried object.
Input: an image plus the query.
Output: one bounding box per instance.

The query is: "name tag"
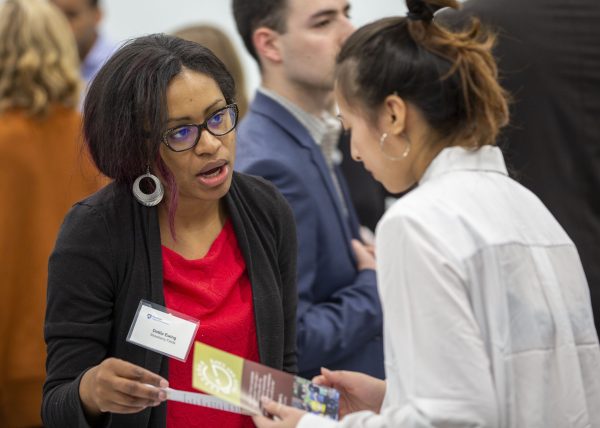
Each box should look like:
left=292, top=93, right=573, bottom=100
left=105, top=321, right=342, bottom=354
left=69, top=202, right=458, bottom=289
left=127, top=300, right=199, bottom=361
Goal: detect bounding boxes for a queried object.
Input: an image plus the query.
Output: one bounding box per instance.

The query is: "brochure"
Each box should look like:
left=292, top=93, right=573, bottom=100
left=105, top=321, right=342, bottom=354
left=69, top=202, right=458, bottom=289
left=191, top=341, right=340, bottom=420
left=166, top=387, right=251, bottom=414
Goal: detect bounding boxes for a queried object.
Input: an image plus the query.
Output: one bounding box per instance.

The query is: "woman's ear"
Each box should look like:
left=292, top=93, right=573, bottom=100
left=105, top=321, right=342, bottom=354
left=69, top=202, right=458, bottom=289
left=384, top=94, right=407, bottom=135
left=253, top=27, right=283, bottom=65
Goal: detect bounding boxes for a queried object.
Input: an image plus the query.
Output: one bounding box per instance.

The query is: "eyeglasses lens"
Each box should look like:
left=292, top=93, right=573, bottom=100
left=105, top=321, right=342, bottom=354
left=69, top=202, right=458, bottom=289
left=164, top=106, right=237, bottom=151
left=207, top=107, right=236, bottom=135
left=166, top=126, right=198, bottom=151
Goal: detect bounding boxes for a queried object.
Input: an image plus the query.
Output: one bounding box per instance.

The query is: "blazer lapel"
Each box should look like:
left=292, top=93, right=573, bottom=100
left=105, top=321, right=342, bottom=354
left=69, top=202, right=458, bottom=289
left=252, top=93, right=357, bottom=247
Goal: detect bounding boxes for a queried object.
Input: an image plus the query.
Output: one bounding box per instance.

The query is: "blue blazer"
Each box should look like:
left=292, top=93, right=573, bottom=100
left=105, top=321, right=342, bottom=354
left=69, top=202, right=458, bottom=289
left=235, top=92, right=384, bottom=378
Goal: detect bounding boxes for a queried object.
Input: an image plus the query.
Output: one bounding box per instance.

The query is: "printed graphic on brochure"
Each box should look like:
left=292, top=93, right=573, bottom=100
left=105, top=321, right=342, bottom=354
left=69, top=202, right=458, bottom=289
left=192, top=342, right=340, bottom=420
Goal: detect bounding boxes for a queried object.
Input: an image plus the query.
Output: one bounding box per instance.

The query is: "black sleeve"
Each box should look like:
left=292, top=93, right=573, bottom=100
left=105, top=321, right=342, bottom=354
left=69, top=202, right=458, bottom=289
left=42, top=203, right=116, bottom=428
left=275, top=190, right=298, bottom=374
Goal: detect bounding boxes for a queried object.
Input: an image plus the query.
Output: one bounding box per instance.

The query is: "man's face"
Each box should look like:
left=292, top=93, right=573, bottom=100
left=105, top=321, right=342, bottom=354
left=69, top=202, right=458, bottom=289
left=278, top=0, right=354, bottom=92
left=51, top=0, right=100, bottom=59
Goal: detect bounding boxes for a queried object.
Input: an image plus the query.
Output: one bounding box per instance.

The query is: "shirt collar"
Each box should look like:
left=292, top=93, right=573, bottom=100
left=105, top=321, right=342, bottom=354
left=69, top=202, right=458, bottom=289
left=420, top=145, right=508, bottom=184
left=257, top=87, right=340, bottom=146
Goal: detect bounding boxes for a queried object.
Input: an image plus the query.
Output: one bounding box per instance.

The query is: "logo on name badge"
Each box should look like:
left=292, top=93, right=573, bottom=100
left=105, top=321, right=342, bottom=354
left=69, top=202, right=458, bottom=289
left=146, top=312, right=170, bottom=325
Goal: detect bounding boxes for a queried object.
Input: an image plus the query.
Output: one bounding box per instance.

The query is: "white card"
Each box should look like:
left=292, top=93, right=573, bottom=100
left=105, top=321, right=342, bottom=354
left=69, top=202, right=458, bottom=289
left=166, top=387, right=253, bottom=415
left=127, top=300, right=199, bottom=361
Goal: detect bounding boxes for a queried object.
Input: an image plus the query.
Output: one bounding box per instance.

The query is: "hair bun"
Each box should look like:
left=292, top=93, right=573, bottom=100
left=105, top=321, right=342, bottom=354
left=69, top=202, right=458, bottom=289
left=406, top=0, right=448, bottom=22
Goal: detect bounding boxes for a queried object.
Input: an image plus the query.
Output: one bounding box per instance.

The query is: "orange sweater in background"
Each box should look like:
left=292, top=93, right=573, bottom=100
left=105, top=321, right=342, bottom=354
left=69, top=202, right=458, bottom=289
left=0, top=106, right=102, bottom=427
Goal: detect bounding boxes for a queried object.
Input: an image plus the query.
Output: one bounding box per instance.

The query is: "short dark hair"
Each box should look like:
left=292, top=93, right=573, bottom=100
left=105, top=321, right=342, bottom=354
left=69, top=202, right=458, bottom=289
left=83, top=33, right=235, bottom=184
left=232, top=0, right=288, bottom=63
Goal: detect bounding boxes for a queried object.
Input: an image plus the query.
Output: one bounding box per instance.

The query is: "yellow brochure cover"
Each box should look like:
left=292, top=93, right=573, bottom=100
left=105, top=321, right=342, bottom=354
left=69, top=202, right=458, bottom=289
left=192, top=341, right=340, bottom=420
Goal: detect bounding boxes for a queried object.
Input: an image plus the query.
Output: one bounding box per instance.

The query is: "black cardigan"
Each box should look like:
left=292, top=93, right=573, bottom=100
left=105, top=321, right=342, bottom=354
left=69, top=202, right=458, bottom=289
left=42, top=172, right=298, bottom=427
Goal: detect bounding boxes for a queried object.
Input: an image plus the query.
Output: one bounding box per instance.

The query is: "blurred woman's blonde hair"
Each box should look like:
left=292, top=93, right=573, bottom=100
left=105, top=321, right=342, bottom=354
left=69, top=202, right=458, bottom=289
left=0, top=0, right=81, bottom=117
left=174, top=24, right=249, bottom=118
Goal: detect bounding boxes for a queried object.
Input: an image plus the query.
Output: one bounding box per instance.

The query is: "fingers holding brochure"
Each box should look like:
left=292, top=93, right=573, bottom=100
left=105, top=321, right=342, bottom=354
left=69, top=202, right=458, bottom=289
left=253, top=398, right=306, bottom=428
left=79, top=357, right=168, bottom=419
left=313, top=368, right=386, bottom=417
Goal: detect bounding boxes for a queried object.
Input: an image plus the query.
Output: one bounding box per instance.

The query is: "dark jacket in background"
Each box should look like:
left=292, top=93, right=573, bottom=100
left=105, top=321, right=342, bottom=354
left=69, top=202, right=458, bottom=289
left=338, top=131, right=392, bottom=232
left=236, top=92, right=384, bottom=379
left=42, top=172, right=298, bottom=428
left=444, top=0, right=600, bottom=332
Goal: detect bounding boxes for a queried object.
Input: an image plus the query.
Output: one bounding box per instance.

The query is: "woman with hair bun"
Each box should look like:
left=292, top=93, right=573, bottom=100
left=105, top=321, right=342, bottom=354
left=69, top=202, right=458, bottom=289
left=254, top=0, right=600, bottom=427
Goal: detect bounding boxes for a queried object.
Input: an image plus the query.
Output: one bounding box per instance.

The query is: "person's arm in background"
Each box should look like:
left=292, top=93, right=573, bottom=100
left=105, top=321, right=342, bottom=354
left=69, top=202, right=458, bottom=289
left=42, top=204, right=165, bottom=428
left=0, top=157, right=27, bottom=422
left=242, top=158, right=382, bottom=374
left=0, top=127, right=101, bottom=425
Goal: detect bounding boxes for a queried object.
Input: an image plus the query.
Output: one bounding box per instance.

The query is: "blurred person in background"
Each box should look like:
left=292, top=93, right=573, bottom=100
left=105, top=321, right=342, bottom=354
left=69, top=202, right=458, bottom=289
left=253, top=0, right=600, bottom=427
left=442, top=0, right=600, bottom=341
left=50, top=0, right=117, bottom=101
left=42, top=34, right=297, bottom=428
left=174, top=24, right=249, bottom=118
left=0, top=0, right=100, bottom=426
left=232, top=0, right=385, bottom=380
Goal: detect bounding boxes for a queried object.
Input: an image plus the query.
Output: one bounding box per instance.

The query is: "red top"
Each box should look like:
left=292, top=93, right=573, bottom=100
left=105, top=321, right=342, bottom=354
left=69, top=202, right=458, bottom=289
left=163, top=219, right=259, bottom=428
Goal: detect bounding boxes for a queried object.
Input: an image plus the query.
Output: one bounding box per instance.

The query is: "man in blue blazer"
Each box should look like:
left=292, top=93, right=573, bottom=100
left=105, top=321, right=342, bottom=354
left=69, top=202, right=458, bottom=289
left=233, top=0, right=384, bottom=379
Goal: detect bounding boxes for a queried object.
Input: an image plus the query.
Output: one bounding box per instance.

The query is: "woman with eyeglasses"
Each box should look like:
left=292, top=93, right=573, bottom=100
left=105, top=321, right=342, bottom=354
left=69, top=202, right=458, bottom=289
left=42, top=34, right=298, bottom=428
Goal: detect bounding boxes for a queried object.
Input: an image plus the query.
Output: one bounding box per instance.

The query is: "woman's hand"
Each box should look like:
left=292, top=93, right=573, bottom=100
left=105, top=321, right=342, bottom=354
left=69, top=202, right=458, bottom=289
left=352, top=239, right=376, bottom=271
left=253, top=398, right=306, bottom=428
left=313, top=368, right=386, bottom=418
left=79, top=358, right=168, bottom=420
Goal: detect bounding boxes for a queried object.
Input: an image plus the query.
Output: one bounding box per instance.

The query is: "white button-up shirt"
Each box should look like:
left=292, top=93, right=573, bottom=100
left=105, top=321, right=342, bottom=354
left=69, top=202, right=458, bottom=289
left=299, top=145, right=600, bottom=428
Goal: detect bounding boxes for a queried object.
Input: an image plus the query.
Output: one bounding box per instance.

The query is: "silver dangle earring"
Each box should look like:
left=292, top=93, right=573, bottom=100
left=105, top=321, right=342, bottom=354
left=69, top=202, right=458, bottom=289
left=132, top=166, right=164, bottom=206
left=379, top=132, right=411, bottom=161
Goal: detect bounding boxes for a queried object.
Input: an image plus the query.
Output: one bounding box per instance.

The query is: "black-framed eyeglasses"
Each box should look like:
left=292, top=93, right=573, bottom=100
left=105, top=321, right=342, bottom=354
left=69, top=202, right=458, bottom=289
left=161, top=104, right=239, bottom=152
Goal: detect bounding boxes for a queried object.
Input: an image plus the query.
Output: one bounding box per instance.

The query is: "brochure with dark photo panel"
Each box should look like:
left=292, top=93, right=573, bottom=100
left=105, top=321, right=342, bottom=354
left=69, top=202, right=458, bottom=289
left=192, top=341, right=340, bottom=420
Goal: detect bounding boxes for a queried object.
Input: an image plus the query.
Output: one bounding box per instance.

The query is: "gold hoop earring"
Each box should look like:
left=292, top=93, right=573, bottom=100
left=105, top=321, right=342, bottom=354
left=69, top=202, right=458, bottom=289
left=379, top=132, right=411, bottom=161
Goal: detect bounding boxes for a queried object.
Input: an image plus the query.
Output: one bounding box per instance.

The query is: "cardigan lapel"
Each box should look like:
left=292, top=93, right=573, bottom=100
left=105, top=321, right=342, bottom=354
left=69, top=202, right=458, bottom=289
left=137, top=200, right=166, bottom=376
left=225, top=175, right=283, bottom=370
left=127, top=197, right=167, bottom=427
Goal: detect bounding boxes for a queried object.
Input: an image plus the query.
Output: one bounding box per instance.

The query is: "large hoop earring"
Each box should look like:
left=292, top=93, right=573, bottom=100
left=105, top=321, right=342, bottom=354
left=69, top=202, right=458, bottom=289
left=132, top=167, right=164, bottom=207
left=379, top=132, right=411, bottom=161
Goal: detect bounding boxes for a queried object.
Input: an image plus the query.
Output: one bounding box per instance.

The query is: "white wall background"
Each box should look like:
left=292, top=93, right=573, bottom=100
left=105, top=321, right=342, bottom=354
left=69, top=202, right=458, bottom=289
left=100, top=1, right=407, bottom=98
